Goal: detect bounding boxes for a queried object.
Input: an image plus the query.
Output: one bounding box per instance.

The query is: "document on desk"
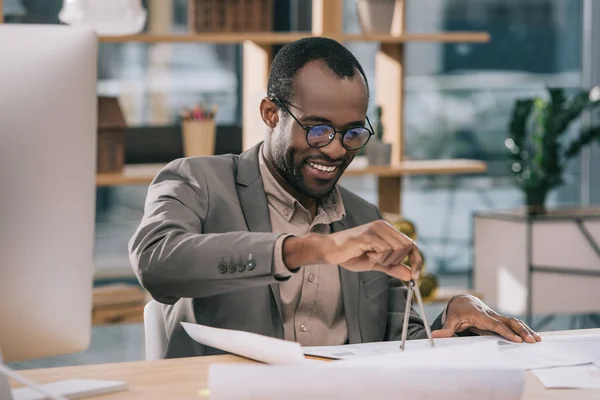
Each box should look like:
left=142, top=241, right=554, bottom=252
left=499, top=333, right=600, bottom=370
left=305, top=332, right=600, bottom=370
left=180, top=322, right=307, bottom=365
left=331, top=341, right=515, bottom=370
left=208, top=342, right=525, bottom=400
left=532, top=364, right=600, bottom=389
left=303, top=335, right=508, bottom=360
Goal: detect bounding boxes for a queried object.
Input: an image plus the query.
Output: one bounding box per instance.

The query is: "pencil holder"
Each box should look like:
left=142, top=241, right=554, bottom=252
left=181, top=120, right=216, bottom=157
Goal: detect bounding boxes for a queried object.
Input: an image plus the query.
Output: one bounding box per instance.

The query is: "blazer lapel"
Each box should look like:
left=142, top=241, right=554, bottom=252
left=235, top=143, right=284, bottom=335
left=235, top=143, right=272, bottom=233
left=332, top=218, right=362, bottom=344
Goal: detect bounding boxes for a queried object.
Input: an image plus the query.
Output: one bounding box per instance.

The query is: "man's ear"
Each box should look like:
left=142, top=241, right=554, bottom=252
left=260, top=98, right=279, bottom=129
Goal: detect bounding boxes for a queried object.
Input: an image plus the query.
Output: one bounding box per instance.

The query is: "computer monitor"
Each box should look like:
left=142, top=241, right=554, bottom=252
left=0, top=24, right=97, bottom=365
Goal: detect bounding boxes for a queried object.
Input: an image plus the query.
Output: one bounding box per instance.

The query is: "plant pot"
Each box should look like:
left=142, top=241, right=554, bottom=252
left=524, top=189, right=549, bottom=216
left=366, top=138, right=392, bottom=166
left=355, top=0, right=397, bottom=34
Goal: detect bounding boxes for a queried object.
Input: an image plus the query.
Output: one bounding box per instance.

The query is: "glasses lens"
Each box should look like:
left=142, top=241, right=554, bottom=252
left=307, top=125, right=336, bottom=148
left=343, top=127, right=371, bottom=150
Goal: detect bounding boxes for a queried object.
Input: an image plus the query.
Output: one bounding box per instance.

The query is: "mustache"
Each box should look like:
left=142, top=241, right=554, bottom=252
left=304, top=156, right=346, bottom=166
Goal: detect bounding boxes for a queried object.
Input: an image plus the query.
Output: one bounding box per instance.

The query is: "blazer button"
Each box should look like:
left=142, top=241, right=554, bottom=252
left=218, top=261, right=227, bottom=274
left=247, top=254, right=256, bottom=271
left=237, top=258, right=246, bottom=272
left=227, top=259, right=236, bottom=273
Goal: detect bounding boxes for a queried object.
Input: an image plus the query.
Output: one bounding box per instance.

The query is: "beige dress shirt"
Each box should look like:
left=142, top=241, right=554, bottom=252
left=258, top=147, right=348, bottom=346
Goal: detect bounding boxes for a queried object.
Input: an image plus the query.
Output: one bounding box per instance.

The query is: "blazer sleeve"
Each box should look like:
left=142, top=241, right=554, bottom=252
left=128, top=159, right=284, bottom=304
left=371, top=206, right=446, bottom=340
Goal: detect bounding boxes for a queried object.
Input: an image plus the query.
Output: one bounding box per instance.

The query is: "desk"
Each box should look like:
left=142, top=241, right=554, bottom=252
left=474, top=207, right=600, bottom=326
left=11, top=329, right=600, bottom=399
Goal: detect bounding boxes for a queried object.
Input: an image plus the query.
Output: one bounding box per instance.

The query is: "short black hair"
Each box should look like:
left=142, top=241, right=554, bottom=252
left=267, top=37, right=369, bottom=104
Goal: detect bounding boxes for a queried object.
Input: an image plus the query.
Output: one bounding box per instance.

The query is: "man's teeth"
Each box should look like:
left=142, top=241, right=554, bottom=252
left=308, top=162, right=337, bottom=172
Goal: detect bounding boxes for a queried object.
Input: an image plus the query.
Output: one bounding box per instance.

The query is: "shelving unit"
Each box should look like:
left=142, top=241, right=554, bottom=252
left=1, top=0, right=490, bottom=214
left=96, top=159, right=488, bottom=187
left=97, top=31, right=490, bottom=44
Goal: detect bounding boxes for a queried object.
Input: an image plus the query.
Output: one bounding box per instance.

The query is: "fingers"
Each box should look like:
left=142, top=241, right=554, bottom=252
left=500, top=317, right=541, bottom=343
left=363, top=230, right=393, bottom=255
left=481, top=316, right=523, bottom=343
left=350, top=220, right=424, bottom=281
left=366, top=249, right=392, bottom=265
left=407, top=246, right=423, bottom=280
left=431, top=312, right=463, bottom=338
left=530, top=328, right=542, bottom=342
left=516, top=318, right=542, bottom=341
left=381, top=222, right=423, bottom=280
left=373, top=262, right=412, bottom=282
left=367, top=221, right=423, bottom=280
left=431, top=327, right=456, bottom=339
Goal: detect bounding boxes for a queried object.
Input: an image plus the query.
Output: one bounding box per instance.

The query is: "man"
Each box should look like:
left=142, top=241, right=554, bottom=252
left=129, top=37, right=540, bottom=358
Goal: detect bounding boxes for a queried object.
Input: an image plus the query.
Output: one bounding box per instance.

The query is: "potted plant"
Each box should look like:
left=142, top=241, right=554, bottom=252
left=505, top=86, right=600, bottom=215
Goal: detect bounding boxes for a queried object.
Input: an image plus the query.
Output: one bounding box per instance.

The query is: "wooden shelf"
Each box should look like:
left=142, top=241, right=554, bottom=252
left=96, top=173, right=154, bottom=186
left=92, top=284, right=146, bottom=325
left=97, top=164, right=164, bottom=186
left=342, top=32, right=490, bottom=43
left=96, top=159, right=487, bottom=187
left=99, top=32, right=310, bottom=44
left=343, top=159, right=488, bottom=177
left=98, top=32, right=490, bottom=44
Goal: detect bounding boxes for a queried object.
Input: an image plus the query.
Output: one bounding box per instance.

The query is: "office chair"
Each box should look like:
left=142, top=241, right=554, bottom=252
left=143, top=298, right=196, bottom=360
left=143, top=300, right=167, bottom=361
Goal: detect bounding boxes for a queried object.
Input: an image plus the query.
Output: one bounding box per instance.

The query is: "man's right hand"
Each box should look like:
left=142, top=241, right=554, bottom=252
left=283, top=220, right=422, bottom=282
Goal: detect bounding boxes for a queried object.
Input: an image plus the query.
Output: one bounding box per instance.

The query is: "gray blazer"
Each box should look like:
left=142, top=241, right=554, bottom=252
left=129, top=143, right=443, bottom=358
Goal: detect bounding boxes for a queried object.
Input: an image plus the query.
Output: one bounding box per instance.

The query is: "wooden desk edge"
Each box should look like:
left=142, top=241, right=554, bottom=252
left=11, top=329, right=600, bottom=400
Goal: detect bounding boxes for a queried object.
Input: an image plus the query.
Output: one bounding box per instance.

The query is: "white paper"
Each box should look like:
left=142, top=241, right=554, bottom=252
left=499, top=333, right=600, bottom=370
left=305, top=332, right=600, bottom=371
left=532, top=364, right=600, bottom=389
left=303, top=335, right=509, bottom=360
left=180, top=322, right=306, bottom=365
left=203, top=330, right=524, bottom=399
left=208, top=363, right=524, bottom=400
left=331, top=341, right=516, bottom=370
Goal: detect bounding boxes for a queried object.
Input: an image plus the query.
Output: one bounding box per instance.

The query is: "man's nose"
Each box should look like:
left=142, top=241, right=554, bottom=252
left=320, top=133, right=348, bottom=160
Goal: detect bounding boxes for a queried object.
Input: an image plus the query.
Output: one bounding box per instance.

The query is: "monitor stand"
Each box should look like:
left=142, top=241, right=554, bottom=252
left=0, top=349, right=14, bottom=400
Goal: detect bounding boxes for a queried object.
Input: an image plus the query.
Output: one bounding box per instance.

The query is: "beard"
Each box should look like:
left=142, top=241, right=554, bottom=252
left=272, top=139, right=345, bottom=199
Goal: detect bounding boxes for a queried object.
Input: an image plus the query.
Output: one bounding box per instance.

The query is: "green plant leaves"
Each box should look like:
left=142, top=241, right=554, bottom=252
left=506, top=86, right=600, bottom=204
left=564, top=126, right=600, bottom=159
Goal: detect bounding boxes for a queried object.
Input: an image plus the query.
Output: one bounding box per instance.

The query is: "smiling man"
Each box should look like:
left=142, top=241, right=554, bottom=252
left=129, top=37, right=540, bottom=358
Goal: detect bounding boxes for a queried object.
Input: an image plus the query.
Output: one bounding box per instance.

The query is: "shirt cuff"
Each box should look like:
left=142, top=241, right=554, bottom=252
left=273, top=234, right=298, bottom=280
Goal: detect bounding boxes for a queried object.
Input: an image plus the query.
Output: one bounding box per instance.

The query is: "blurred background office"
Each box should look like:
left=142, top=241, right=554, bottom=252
left=4, top=0, right=599, bottom=369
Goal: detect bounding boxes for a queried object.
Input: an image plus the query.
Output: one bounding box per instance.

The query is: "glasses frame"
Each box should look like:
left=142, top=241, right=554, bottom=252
left=272, top=98, right=375, bottom=151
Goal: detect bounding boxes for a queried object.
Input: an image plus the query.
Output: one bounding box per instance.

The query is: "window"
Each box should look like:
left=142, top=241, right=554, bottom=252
left=340, top=0, right=584, bottom=276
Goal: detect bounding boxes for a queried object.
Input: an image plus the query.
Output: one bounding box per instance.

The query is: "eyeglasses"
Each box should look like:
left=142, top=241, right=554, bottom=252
left=272, top=98, right=374, bottom=151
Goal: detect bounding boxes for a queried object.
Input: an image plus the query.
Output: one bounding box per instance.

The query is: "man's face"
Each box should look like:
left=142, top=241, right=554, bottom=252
left=268, top=61, right=369, bottom=199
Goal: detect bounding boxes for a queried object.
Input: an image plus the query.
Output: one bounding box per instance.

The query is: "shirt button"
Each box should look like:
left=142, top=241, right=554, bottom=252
left=300, top=324, right=307, bottom=332
left=283, top=209, right=290, bottom=216
left=308, top=274, right=314, bottom=283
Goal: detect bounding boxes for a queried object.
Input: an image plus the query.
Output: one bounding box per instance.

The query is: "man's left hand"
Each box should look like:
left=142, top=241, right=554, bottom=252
left=431, top=294, right=542, bottom=343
